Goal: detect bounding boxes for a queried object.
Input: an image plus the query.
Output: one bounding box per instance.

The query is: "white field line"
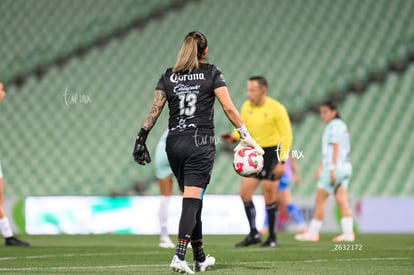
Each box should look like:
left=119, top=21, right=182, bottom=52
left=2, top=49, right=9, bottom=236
left=0, top=257, right=411, bottom=272
left=0, top=264, right=166, bottom=272
left=0, top=251, right=160, bottom=261
left=303, top=257, right=411, bottom=263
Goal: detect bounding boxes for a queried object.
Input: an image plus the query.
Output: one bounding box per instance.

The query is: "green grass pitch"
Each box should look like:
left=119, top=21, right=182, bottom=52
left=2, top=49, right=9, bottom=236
left=0, top=234, right=413, bottom=274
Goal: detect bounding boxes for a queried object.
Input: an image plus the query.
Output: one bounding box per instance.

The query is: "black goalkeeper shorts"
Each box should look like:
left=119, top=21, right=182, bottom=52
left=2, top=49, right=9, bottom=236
left=255, top=146, right=279, bottom=181
left=166, top=130, right=216, bottom=192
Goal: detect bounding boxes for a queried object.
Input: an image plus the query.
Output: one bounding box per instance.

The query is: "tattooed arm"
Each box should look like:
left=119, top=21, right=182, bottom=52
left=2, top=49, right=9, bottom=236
left=142, top=90, right=167, bottom=131
left=133, top=90, right=167, bottom=165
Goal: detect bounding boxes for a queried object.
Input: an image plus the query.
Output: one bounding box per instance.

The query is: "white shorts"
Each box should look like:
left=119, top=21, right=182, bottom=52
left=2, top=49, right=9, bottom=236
left=154, top=138, right=172, bottom=180
left=317, top=162, right=352, bottom=194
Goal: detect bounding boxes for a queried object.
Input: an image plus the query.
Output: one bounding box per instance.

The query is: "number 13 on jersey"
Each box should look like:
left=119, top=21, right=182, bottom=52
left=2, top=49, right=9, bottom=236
left=178, top=93, right=197, bottom=117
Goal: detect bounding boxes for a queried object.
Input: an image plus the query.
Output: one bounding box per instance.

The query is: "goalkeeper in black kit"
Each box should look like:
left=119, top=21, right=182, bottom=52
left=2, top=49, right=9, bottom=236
left=132, top=31, right=263, bottom=273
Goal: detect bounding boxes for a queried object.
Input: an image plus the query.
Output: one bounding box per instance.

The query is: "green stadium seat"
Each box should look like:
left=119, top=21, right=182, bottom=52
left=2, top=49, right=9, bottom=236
left=0, top=0, right=179, bottom=83
left=1, top=0, right=413, bottom=198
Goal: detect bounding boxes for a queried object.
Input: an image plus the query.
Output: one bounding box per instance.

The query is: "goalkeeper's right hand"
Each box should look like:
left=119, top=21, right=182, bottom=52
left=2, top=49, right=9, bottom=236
left=234, top=124, right=264, bottom=155
left=132, top=128, right=151, bottom=165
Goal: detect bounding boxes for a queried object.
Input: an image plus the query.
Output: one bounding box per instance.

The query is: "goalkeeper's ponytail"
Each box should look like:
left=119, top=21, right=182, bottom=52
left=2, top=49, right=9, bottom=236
left=173, top=31, right=208, bottom=73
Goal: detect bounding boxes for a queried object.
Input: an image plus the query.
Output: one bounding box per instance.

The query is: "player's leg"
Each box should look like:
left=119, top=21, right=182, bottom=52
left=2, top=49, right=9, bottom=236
left=277, top=187, right=288, bottom=231
left=279, top=188, right=307, bottom=233
left=0, top=176, right=29, bottom=247
left=155, top=137, right=175, bottom=248
left=331, top=163, right=354, bottom=242
left=169, top=186, right=202, bottom=274
left=277, top=188, right=288, bottom=206
left=158, top=174, right=175, bottom=248
left=295, top=188, right=328, bottom=241
left=260, top=180, right=283, bottom=235
left=0, top=177, right=12, bottom=234
left=235, top=176, right=261, bottom=247
left=190, top=193, right=215, bottom=272
left=296, top=165, right=333, bottom=241
left=166, top=136, right=195, bottom=273
left=252, top=146, right=279, bottom=247
left=259, top=211, right=269, bottom=235
left=186, top=142, right=215, bottom=269
left=332, top=183, right=354, bottom=242
left=190, top=196, right=204, bottom=267
left=261, top=179, right=278, bottom=247
left=310, top=187, right=329, bottom=231
left=167, top=135, right=215, bottom=273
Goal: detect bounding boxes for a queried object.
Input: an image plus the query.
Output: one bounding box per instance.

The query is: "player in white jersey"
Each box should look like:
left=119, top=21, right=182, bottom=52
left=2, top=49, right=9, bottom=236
left=295, top=101, right=354, bottom=242
left=0, top=83, right=30, bottom=246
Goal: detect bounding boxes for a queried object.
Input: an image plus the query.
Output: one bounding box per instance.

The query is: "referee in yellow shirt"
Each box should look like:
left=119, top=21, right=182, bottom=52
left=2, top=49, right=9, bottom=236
left=222, top=76, right=292, bottom=248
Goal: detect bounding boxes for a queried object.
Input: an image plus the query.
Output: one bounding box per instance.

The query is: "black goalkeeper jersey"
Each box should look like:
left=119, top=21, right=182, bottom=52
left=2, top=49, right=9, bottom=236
left=156, top=63, right=226, bottom=135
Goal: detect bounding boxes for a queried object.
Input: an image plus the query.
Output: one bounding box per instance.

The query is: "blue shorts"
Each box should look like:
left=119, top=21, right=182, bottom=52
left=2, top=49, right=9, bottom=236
left=278, top=173, right=290, bottom=190
left=317, top=162, right=352, bottom=194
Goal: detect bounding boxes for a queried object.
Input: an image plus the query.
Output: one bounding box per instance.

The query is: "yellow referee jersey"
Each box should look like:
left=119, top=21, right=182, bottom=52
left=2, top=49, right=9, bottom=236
left=232, top=96, right=293, bottom=161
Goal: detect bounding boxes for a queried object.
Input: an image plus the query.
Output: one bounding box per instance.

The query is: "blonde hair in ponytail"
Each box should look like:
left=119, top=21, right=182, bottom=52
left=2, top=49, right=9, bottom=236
left=173, top=31, right=208, bottom=73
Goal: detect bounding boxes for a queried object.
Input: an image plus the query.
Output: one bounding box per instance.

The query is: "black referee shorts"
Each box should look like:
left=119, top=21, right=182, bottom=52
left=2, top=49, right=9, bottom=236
left=255, top=146, right=279, bottom=181
left=166, top=131, right=216, bottom=193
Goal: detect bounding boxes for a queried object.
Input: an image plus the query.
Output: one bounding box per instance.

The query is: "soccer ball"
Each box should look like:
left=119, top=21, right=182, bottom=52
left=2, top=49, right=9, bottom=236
left=232, top=146, right=264, bottom=177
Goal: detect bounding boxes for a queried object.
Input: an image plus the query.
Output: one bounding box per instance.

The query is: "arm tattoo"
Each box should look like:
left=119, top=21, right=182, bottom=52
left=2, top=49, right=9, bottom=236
left=143, top=90, right=167, bottom=131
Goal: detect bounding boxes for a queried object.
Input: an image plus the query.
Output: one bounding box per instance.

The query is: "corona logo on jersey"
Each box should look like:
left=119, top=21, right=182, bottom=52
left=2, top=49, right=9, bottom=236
left=232, top=146, right=264, bottom=177
left=170, top=72, right=205, bottom=83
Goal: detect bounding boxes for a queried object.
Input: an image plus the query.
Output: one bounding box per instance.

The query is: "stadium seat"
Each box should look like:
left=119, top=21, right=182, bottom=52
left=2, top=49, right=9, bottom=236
left=0, top=0, right=413, bottom=197
left=0, top=0, right=180, bottom=83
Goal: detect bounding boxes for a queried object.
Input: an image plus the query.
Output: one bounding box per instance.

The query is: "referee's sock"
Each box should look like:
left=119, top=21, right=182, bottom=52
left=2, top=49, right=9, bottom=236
left=243, top=201, right=258, bottom=235
left=266, top=202, right=278, bottom=240
left=175, top=198, right=201, bottom=261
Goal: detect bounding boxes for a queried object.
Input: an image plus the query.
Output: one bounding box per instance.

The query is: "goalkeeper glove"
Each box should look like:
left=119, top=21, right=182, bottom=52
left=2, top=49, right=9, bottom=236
left=234, top=124, right=264, bottom=155
left=133, top=128, right=151, bottom=165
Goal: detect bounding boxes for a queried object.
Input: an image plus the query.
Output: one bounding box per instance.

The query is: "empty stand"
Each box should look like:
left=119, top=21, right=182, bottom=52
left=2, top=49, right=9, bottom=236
left=0, top=0, right=412, bottom=197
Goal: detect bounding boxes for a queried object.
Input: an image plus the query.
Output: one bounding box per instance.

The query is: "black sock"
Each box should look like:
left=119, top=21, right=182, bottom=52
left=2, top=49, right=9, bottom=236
left=175, top=198, right=201, bottom=260
left=191, top=200, right=206, bottom=262
left=243, top=201, right=257, bottom=234
left=266, top=202, right=278, bottom=240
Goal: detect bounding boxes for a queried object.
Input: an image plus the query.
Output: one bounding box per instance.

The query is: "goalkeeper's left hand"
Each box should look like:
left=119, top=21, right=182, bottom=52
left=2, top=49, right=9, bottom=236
left=234, top=124, right=264, bottom=155
left=132, top=128, right=151, bottom=165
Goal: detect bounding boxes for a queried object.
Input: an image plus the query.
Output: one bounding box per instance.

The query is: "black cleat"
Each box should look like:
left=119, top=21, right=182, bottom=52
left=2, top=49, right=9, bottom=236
left=235, top=233, right=262, bottom=247
left=5, top=237, right=30, bottom=247
left=261, top=237, right=277, bottom=248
